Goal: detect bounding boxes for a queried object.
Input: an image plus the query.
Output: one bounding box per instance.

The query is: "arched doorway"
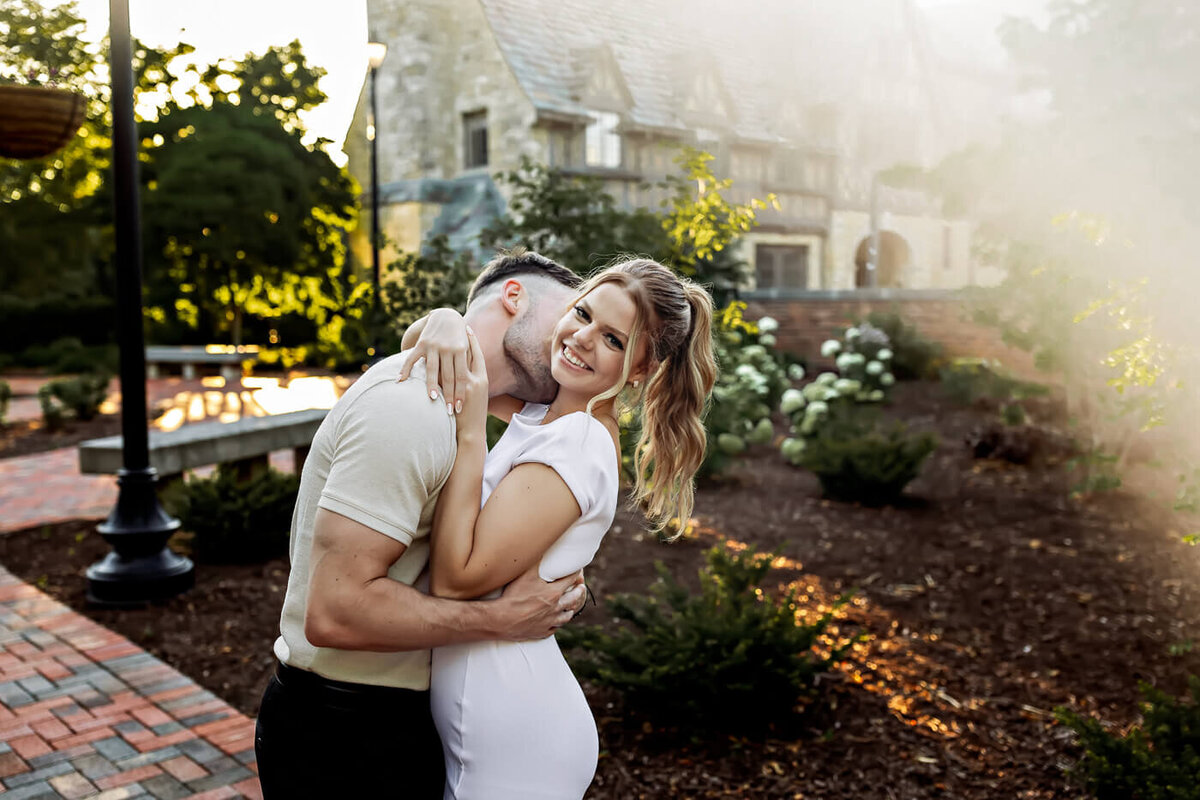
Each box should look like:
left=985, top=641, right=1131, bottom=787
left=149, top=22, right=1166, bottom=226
left=854, top=230, right=911, bottom=288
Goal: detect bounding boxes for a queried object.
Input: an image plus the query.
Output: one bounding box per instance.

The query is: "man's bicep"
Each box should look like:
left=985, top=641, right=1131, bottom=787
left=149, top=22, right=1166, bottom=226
left=311, top=507, right=409, bottom=583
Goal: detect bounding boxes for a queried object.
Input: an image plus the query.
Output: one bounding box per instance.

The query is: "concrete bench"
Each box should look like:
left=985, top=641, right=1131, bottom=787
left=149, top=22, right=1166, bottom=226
left=145, top=345, right=259, bottom=381
left=79, top=408, right=327, bottom=481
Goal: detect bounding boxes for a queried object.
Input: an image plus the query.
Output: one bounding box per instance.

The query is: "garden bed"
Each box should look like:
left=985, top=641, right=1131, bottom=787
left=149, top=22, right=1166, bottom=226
left=0, top=413, right=123, bottom=459
left=2, top=381, right=1199, bottom=798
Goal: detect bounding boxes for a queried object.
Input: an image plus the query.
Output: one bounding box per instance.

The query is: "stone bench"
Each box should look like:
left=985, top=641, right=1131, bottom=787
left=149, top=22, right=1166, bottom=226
left=145, top=345, right=259, bottom=381
left=78, top=408, right=327, bottom=481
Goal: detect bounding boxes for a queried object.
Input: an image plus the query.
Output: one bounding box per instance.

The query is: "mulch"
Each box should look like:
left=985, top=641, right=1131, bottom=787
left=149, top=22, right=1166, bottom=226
left=3, top=380, right=1200, bottom=799
left=0, top=413, right=124, bottom=459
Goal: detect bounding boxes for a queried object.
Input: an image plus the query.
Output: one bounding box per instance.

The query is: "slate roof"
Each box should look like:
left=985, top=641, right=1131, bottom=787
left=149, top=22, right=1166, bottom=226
left=477, top=0, right=930, bottom=147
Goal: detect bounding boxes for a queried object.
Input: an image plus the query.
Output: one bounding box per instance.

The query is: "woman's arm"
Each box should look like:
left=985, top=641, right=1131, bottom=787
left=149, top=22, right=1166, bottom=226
left=429, top=331, right=581, bottom=599
left=397, top=308, right=470, bottom=415
left=430, top=459, right=582, bottom=600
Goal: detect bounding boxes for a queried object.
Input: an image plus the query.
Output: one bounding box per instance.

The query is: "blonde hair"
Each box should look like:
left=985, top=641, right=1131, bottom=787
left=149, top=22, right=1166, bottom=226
left=573, top=258, right=717, bottom=534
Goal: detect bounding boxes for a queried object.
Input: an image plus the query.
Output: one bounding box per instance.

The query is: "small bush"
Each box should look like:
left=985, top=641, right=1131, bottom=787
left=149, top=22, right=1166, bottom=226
left=164, top=464, right=298, bottom=563
left=797, top=404, right=937, bottom=506
left=0, top=380, right=11, bottom=425
left=37, top=373, right=110, bottom=430
left=701, top=303, right=792, bottom=476
left=939, top=358, right=1048, bottom=407
left=863, top=310, right=944, bottom=380
left=558, top=545, right=855, bottom=734
left=1057, top=676, right=1200, bottom=800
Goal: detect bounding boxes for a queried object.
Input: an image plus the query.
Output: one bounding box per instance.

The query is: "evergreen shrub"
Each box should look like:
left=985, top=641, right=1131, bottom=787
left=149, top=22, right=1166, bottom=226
left=1057, top=676, right=1200, bottom=800
left=800, top=405, right=937, bottom=506
left=862, top=310, right=944, bottom=380
left=939, top=358, right=1048, bottom=407
left=558, top=545, right=855, bottom=734
left=37, top=373, right=109, bottom=430
left=165, top=465, right=298, bottom=563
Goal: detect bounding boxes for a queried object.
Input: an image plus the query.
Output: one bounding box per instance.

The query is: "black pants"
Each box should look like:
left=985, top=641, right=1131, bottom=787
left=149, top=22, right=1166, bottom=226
left=255, top=662, right=445, bottom=799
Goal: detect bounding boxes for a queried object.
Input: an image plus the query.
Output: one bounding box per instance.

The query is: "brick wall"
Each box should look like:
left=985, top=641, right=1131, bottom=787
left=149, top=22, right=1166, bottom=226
left=742, top=290, right=1041, bottom=379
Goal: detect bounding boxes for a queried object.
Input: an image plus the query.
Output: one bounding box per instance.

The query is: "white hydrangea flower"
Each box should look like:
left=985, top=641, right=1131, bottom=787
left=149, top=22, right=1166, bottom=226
left=822, top=388, right=840, bottom=401
left=877, top=348, right=893, bottom=361
left=820, top=339, right=841, bottom=358
left=805, top=400, right=829, bottom=417
left=759, top=333, right=777, bottom=348
left=780, top=388, right=806, bottom=415
left=866, top=360, right=884, bottom=376
left=816, top=372, right=838, bottom=387
left=868, top=389, right=885, bottom=401
left=787, top=363, right=806, bottom=381
left=880, top=372, right=895, bottom=386
left=734, top=364, right=760, bottom=380
left=757, top=316, right=779, bottom=333
left=845, top=326, right=861, bottom=340
left=835, top=352, right=854, bottom=372
left=833, top=378, right=861, bottom=395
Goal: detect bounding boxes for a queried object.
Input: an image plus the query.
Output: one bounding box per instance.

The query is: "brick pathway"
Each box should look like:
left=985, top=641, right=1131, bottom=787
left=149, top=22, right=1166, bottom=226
left=0, top=567, right=261, bottom=799
left=0, top=450, right=117, bottom=535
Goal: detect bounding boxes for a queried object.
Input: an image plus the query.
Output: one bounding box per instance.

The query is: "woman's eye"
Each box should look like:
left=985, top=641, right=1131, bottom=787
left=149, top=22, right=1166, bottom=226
left=606, top=334, right=624, bottom=351
left=574, top=305, right=589, bottom=321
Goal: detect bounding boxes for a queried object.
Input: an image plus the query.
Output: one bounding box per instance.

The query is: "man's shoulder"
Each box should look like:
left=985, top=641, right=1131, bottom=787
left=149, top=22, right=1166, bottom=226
left=333, top=354, right=453, bottom=439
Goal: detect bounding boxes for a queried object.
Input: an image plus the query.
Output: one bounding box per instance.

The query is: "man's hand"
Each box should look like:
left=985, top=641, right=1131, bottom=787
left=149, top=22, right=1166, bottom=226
left=398, top=308, right=470, bottom=415
left=493, top=567, right=587, bottom=641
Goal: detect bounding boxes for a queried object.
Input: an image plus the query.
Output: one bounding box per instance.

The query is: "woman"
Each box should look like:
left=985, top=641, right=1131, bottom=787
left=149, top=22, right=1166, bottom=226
left=417, top=258, right=717, bottom=799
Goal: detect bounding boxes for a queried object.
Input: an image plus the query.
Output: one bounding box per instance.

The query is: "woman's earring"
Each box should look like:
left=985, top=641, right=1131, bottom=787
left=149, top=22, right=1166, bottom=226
left=632, top=380, right=639, bottom=389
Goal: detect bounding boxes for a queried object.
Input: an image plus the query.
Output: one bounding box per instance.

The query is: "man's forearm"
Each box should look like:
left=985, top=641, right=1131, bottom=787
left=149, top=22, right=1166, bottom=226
left=305, top=573, right=503, bottom=652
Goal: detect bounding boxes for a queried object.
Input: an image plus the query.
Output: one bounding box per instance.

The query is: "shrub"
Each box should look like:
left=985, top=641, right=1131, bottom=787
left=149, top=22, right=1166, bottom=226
left=1057, top=676, right=1200, bottom=800
left=939, top=358, right=1049, bottom=407
left=0, top=380, right=10, bottom=425
left=37, top=373, right=110, bottom=430
left=816, top=321, right=895, bottom=403
left=863, top=310, right=944, bottom=380
left=558, top=545, right=855, bottom=734
left=794, top=404, right=937, bottom=506
left=164, top=464, right=298, bottom=563
left=701, top=303, right=793, bottom=476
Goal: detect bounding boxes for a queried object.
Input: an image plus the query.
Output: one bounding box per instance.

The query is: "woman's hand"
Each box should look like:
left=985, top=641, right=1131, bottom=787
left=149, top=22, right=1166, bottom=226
left=456, top=327, right=489, bottom=442
left=398, top=308, right=470, bottom=415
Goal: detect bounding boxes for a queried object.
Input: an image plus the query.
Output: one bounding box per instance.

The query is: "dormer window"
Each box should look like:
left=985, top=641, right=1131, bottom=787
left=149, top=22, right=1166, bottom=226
left=585, top=111, right=621, bottom=168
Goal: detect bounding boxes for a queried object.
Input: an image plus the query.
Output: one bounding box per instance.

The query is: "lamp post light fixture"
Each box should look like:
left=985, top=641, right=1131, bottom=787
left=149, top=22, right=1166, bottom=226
left=367, top=40, right=388, bottom=357
left=86, top=0, right=194, bottom=606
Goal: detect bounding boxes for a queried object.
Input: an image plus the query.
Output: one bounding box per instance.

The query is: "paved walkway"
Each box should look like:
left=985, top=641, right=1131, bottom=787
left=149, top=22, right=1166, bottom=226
left=0, top=373, right=356, bottom=798
left=0, top=567, right=261, bottom=799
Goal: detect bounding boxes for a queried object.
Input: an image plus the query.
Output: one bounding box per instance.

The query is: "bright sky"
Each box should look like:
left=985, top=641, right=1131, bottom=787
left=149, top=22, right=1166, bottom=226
left=70, top=0, right=368, bottom=160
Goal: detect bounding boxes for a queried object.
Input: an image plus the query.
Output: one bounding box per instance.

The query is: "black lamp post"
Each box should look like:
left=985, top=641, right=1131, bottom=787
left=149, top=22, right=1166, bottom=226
left=86, top=0, right=194, bottom=606
left=367, top=40, right=388, bottom=357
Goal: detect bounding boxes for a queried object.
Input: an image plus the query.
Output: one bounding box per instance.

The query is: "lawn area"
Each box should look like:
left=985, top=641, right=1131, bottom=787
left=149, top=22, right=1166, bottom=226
left=2, top=380, right=1198, bottom=798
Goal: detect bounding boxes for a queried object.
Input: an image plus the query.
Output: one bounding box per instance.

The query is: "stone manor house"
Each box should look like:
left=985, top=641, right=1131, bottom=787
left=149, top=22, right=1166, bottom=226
left=344, top=0, right=1018, bottom=297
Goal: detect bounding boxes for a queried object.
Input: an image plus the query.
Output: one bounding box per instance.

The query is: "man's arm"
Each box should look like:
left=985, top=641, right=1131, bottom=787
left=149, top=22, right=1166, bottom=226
left=304, top=508, right=584, bottom=650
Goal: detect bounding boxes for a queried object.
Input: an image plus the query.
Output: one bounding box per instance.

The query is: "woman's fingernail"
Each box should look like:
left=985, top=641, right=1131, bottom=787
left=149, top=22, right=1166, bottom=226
left=447, top=402, right=454, bottom=416
left=430, top=390, right=438, bottom=400
left=455, top=400, right=463, bottom=414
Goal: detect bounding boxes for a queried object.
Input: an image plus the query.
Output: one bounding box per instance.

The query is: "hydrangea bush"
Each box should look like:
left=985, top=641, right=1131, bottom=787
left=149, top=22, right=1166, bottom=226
left=778, top=323, right=896, bottom=466
left=700, top=303, right=796, bottom=476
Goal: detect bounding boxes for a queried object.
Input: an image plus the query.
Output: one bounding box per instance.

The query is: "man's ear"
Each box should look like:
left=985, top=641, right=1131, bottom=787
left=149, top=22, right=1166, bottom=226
left=499, top=278, right=523, bottom=317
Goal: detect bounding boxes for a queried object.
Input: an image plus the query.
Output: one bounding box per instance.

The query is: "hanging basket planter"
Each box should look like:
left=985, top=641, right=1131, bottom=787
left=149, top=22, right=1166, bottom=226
left=0, top=84, right=86, bottom=160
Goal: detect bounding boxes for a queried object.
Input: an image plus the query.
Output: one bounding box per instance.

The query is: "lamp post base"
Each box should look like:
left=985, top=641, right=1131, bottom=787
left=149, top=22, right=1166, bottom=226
left=86, top=468, right=195, bottom=607
left=86, top=549, right=195, bottom=607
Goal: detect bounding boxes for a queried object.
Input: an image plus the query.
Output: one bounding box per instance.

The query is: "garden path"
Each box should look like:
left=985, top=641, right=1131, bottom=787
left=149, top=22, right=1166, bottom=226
left=0, top=565, right=263, bottom=799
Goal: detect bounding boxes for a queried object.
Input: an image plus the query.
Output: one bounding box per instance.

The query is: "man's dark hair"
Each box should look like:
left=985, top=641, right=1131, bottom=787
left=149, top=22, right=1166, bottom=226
left=467, top=247, right=581, bottom=306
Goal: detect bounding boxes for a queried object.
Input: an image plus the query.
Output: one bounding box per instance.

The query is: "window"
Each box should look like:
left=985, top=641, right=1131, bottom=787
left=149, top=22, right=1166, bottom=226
left=463, top=110, right=488, bottom=169
left=585, top=111, right=621, bottom=168
left=755, top=245, right=809, bottom=290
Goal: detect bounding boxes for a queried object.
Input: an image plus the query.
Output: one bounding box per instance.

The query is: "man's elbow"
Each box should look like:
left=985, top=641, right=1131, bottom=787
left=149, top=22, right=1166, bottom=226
left=304, top=598, right=360, bottom=650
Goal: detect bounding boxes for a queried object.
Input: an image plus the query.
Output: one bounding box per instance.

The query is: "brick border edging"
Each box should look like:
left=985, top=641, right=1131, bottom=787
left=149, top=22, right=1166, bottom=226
left=0, top=565, right=262, bottom=799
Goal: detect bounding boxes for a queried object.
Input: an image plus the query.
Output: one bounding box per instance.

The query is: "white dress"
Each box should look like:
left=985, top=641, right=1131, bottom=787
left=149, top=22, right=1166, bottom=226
left=430, top=404, right=619, bottom=800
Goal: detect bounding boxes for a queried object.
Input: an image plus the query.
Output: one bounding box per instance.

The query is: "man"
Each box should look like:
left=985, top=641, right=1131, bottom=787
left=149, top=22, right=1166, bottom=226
left=254, top=250, right=584, bottom=798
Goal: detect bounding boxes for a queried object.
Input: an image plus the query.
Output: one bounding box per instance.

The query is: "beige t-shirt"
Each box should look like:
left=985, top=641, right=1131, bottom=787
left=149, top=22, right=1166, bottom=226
left=273, top=352, right=457, bottom=690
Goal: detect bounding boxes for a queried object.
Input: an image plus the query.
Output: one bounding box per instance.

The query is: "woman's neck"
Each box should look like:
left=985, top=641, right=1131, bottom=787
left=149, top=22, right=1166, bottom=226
left=544, top=388, right=616, bottom=424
